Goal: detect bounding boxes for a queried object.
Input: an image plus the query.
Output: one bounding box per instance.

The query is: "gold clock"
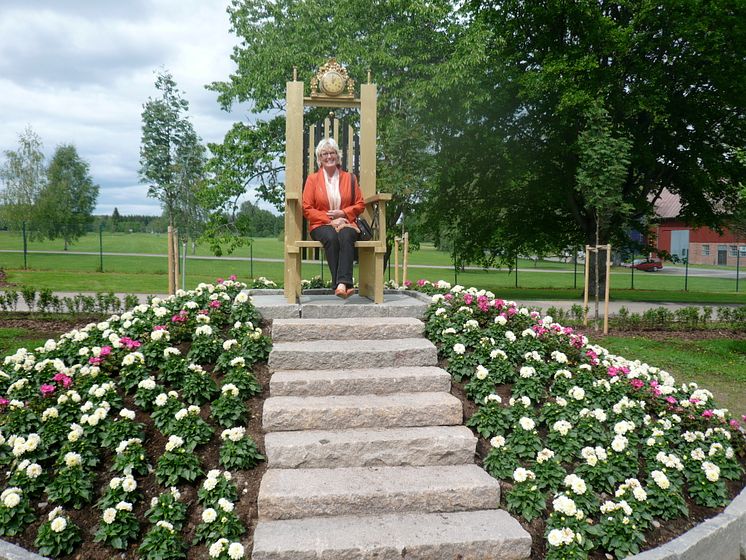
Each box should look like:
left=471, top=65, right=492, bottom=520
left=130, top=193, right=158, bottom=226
left=311, top=58, right=354, bottom=97
left=320, top=70, right=346, bottom=96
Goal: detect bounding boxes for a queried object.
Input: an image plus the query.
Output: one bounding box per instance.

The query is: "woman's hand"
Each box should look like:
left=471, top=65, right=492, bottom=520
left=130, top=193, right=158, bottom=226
left=326, top=209, right=346, bottom=219
left=330, top=217, right=348, bottom=228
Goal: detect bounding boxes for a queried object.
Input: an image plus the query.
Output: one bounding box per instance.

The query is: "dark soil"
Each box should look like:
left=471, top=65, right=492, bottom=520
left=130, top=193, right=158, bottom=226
left=3, top=318, right=745, bottom=559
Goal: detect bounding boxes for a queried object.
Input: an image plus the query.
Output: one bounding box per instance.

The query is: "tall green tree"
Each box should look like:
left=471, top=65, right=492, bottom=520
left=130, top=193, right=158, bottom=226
left=35, top=144, right=99, bottom=250
left=429, top=0, right=746, bottom=271
left=140, top=70, right=206, bottom=241
left=205, top=0, right=458, bottom=259
left=0, top=126, right=46, bottom=231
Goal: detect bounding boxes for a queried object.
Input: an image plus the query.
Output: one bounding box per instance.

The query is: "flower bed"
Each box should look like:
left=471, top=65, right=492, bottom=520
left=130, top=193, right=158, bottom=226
left=0, top=279, right=270, bottom=560
left=418, top=280, right=746, bottom=559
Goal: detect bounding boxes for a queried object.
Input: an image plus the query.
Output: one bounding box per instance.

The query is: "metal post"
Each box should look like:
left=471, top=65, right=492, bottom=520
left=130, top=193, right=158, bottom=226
left=735, top=245, right=741, bottom=292
left=181, top=240, right=187, bottom=290
left=631, top=252, right=635, bottom=290
left=515, top=255, right=518, bottom=288
left=250, top=242, right=254, bottom=278
left=573, top=250, right=578, bottom=289
left=99, top=222, right=104, bottom=272
left=22, top=221, right=27, bottom=269
left=684, top=256, right=689, bottom=291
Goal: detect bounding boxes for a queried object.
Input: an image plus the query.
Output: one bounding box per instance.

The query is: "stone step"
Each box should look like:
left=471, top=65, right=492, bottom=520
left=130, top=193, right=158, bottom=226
left=268, top=338, right=438, bottom=371
left=257, top=464, right=501, bottom=520
left=269, top=366, right=450, bottom=397
left=299, top=295, right=429, bottom=319
left=263, top=392, right=462, bottom=432
left=252, top=510, right=532, bottom=560
left=264, top=426, right=476, bottom=469
left=271, top=317, right=425, bottom=342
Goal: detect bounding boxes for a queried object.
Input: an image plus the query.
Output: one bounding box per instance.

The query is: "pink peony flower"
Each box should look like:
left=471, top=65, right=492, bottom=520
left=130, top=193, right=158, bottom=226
left=99, top=346, right=112, bottom=357
left=88, top=357, right=103, bottom=365
left=701, top=410, right=714, bottom=418
left=629, top=379, right=645, bottom=389
left=229, top=274, right=237, bottom=281
left=216, top=277, right=224, bottom=284
left=120, top=337, right=141, bottom=350
left=53, top=373, right=73, bottom=388
left=729, top=419, right=740, bottom=429
left=666, top=396, right=677, bottom=405
left=444, top=293, right=453, bottom=301
left=209, top=300, right=221, bottom=308
left=0, top=397, right=9, bottom=406
left=40, top=384, right=56, bottom=396
left=417, top=279, right=427, bottom=286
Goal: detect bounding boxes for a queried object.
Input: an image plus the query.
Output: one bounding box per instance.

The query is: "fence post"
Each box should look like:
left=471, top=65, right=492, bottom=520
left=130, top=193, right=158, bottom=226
left=22, top=221, right=28, bottom=269
left=515, top=255, right=518, bottom=288
left=630, top=252, right=635, bottom=290
left=98, top=222, right=104, bottom=272
left=737, top=246, right=741, bottom=292
left=684, top=256, right=689, bottom=291
left=250, top=241, right=254, bottom=278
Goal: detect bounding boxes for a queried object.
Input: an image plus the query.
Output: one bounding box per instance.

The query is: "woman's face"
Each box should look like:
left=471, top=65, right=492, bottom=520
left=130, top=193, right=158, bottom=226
left=319, top=147, right=338, bottom=172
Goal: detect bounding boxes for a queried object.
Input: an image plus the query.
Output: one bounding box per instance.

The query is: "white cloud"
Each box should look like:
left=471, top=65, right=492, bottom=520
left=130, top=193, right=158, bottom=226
left=0, top=0, right=250, bottom=216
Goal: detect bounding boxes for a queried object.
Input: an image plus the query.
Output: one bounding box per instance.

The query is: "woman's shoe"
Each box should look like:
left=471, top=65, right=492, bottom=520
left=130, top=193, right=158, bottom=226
left=335, top=285, right=349, bottom=299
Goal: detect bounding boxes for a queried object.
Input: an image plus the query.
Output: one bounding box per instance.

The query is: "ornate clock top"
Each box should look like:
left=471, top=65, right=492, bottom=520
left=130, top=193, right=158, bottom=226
left=311, top=58, right=355, bottom=97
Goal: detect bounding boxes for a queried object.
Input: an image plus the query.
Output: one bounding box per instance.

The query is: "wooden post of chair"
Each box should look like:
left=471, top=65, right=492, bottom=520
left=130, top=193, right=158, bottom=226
left=402, top=232, right=409, bottom=286
left=394, top=237, right=400, bottom=286
left=284, top=78, right=304, bottom=303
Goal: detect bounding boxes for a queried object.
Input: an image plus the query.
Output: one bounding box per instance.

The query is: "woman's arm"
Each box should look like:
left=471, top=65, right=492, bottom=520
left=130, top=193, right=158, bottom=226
left=302, top=174, right=332, bottom=225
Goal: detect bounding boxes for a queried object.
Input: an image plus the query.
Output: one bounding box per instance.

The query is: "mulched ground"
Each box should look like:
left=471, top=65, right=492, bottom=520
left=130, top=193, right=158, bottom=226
left=2, top=316, right=744, bottom=559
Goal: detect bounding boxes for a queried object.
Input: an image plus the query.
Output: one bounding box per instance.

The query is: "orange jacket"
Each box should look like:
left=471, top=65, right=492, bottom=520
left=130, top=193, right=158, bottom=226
left=302, top=167, right=365, bottom=232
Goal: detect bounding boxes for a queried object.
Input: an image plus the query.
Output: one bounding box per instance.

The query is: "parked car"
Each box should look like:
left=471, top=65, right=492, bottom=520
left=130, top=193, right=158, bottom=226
left=631, top=258, right=663, bottom=271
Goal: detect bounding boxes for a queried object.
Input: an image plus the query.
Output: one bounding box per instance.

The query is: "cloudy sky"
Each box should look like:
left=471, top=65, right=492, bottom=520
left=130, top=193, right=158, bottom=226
left=0, top=0, right=252, bottom=216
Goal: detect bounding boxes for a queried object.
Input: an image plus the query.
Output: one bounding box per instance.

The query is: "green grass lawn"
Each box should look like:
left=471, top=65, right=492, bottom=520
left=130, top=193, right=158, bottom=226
left=599, top=335, right=746, bottom=419
left=0, top=327, right=48, bottom=356
left=2, top=232, right=745, bottom=303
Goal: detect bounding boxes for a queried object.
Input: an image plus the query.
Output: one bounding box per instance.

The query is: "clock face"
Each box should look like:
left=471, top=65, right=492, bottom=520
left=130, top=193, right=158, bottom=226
left=320, top=71, right=345, bottom=96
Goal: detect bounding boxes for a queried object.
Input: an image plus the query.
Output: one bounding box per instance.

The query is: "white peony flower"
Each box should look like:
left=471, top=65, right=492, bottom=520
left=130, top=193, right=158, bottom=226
left=228, top=542, right=245, bottom=559
left=50, top=516, right=67, bottom=532
left=102, top=508, right=117, bottom=524
left=202, top=508, right=217, bottom=523
left=518, top=417, right=536, bottom=431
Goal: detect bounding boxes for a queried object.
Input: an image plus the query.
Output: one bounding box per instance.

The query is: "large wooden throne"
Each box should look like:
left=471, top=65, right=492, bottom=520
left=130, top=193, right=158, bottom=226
left=284, top=60, right=390, bottom=303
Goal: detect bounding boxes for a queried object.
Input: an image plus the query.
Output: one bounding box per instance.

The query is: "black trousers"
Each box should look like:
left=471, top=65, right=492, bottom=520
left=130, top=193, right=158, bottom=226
left=310, top=225, right=357, bottom=288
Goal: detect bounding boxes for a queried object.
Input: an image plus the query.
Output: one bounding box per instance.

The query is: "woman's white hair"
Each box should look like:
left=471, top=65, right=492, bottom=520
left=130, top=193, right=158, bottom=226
left=315, top=137, right=342, bottom=166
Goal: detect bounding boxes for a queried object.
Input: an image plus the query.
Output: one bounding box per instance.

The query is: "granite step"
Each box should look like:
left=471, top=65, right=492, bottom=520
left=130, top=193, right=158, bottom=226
left=262, top=392, right=462, bottom=432
left=271, top=317, right=425, bottom=342
left=252, top=509, right=532, bottom=560
left=257, top=464, right=501, bottom=520
left=268, top=338, right=437, bottom=371
left=264, top=426, right=476, bottom=469
left=269, top=366, right=450, bottom=397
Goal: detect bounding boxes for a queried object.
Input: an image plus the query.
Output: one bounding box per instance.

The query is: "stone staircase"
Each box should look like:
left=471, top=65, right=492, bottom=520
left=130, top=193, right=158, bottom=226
left=252, top=317, right=531, bottom=560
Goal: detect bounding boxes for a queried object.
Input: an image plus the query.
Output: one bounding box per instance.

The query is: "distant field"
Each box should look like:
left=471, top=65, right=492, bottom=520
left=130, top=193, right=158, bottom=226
left=1, top=231, right=745, bottom=303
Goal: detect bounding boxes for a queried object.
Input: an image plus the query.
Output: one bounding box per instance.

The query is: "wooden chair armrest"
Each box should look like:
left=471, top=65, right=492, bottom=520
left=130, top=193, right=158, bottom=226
left=364, top=193, right=392, bottom=204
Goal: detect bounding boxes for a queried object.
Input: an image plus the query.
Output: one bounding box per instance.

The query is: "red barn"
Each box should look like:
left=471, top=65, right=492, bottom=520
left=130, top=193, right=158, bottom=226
left=652, top=189, right=745, bottom=266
